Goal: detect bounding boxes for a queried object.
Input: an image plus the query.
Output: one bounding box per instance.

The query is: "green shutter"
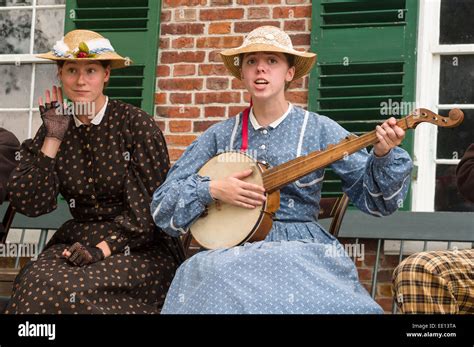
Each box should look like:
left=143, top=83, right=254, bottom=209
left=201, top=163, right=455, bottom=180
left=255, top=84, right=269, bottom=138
left=308, top=0, right=418, bottom=210
left=64, top=0, right=161, bottom=114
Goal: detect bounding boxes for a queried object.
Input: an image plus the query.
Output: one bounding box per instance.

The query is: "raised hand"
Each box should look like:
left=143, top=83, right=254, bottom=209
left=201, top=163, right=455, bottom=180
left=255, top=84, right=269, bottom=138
left=38, top=85, right=71, bottom=142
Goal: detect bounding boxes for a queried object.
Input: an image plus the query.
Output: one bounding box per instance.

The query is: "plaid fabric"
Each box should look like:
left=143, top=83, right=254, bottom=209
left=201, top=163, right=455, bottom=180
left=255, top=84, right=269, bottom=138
left=392, top=249, right=474, bottom=314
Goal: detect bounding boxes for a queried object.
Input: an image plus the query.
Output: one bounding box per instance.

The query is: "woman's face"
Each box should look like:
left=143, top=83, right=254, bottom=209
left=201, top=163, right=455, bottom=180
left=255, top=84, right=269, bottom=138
left=240, top=52, right=295, bottom=102
left=58, top=60, right=110, bottom=104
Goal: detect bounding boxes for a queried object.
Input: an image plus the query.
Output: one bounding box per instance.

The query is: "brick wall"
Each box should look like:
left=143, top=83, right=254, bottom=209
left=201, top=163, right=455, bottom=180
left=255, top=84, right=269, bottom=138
left=155, top=0, right=312, bottom=162
left=155, top=0, right=399, bottom=313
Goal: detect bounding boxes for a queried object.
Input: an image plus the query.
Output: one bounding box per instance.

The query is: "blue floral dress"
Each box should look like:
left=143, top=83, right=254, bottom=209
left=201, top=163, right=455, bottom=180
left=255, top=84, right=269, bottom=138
left=151, top=104, right=413, bottom=313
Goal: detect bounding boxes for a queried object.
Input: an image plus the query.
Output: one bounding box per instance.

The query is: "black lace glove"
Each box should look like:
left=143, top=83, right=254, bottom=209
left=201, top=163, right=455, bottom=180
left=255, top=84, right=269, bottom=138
left=67, top=242, right=105, bottom=267
left=39, top=101, right=71, bottom=141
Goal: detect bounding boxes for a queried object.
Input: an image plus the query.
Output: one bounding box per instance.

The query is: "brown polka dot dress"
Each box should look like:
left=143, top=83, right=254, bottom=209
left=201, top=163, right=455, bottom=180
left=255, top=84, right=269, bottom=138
left=5, top=99, right=179, bottom=314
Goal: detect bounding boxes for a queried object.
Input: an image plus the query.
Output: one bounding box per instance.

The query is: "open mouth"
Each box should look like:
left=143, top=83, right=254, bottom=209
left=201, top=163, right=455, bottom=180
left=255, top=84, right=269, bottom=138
left=254, top=79, right=269, bottom=85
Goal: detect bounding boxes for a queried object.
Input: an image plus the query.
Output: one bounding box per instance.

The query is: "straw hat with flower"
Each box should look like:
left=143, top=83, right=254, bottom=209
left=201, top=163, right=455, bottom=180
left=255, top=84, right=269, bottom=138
left=37, top=29, right=131, bottom=69
left=220, top=26, right=316, bottom=81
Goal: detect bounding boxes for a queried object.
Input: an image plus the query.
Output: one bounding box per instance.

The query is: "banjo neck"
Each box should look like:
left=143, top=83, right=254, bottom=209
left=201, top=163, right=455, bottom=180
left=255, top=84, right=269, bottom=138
left=262, top=108, right=464, bottom=193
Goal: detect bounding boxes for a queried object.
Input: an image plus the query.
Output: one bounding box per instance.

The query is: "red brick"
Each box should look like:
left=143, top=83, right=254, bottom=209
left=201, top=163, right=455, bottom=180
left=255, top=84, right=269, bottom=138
left=159, top=38, right=170, bottom=49
left=168, top=148, right=185, bottom=162
left=195, top=92, right=240, bottom=104
left=208, top=50, right=224, bottom=63
left=209, top=22, right=232, bottom=34
left=196, top=36, right=243, bottom=49
left=288, top=77, right=304, bottom=89
left=382, top=254, right=401, bottom=269
left=231, top=78, right=246, bottom=89
left=173, top=8, right=197, bottom=22
left=286, top=91, right=308, bottom=104
left=376, top=298, right=394, bottom=313
left=163, top=0, right=206, bottom=8
left=172, top=37, right=195, bottom=49
left=206, top=77, right=229, bottom=90
left=154, top=92, right=167, bottom=105
left=211, top=0, right=233, bottom=4
left=200, top=9, right=244, bottom=21
left=161, top=10, right=171, bottom=22
left=289, top=33, right=310, bottom=45
left=155, top=120, right=166, bottom=132
left=286, top=0, right=310, bottom=4
left=156, top=106, right=201, bottom=118
left=161, top=51, right=205, bottom=64
left=376, top=269, right=394, bottom=283
left=357, top=268, right=373, bottom=281
left=173, top=64, right=196, bottom=76
left=158, top=78, right=203, bottom=91
left=156, top=65, right=170, bottom=77
left=205, top=106, right=226, bottom=117
left=170, top=93, right=192, bottom=104
left=248, top=7, right=270, bottom=19
left=166, top=135, right=197, bottom=146
left=161, top=23, right=205, bottom=35
left=193, top=120, right=220, bottom=132
left=229, top=106, right=246, bottom=116
left=273, top=6, right=311, bottom=18
left=284, top=19, right=306, bottom=31
left=199, top=64, right=228, bottom=76
left=169, top=120, right=192, bottom=133
left=237, top=0, right=281, bottom=4
left=243, top=91, right=251, bottom=103
left=235, top=21, right=280, bottom=33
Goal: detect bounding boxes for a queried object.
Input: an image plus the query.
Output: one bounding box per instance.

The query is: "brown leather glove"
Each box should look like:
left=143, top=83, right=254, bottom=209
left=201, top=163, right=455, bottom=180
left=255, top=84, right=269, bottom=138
left=39, top=101, right=71, bottom=141
left=67, top=242, right=105, bottom=267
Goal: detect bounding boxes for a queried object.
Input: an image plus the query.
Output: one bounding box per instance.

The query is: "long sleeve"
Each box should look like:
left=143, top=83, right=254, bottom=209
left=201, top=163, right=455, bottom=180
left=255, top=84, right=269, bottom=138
left=320, top=116, right=413, bottom=216
left=106, top=120, right=171, bottom=254
left=8, top=125, right=60, bottom=216
left=0, top=128, right=20, bottom=204
left=456, top=143, right=474, bottom=203
left=151, top=128, right=218, bottom=238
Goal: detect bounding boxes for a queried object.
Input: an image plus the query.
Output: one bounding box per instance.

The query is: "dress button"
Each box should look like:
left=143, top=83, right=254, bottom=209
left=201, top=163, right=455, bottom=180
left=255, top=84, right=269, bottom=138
left=260, top=144, right=266, bottom=150
left=262, top=129, right=268, bottom=135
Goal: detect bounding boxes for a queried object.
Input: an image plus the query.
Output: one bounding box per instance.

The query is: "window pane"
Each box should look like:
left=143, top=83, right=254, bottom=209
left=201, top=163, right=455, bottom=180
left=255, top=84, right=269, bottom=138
left=33, top=63, right=60, bottom=107
left=0, top=64, right=32, bottom=108
left=435, top=164, right=474, bottom=212
left=437, top=109, right=474, bottom=160
left=0, top=0, right=32, bottom=6
left=0, top=111, right=30, bottom=143
left=31, top=110, right=42, bottom=138
left=0, top=10, right=32, bottom=54
left=37, top=0, right=65, bottom=4
left=439, top=55, right=474, bottom=104
left=440, top=0, right=474, bottom=44
left=34, top=8, right=64, bottom=54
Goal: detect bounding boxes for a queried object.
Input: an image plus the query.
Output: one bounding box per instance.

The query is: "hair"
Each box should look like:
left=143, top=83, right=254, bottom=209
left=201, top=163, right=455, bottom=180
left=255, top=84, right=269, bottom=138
left=56, top=60, right=112, bottom=89
left=239, top=53, right=295, bottom=91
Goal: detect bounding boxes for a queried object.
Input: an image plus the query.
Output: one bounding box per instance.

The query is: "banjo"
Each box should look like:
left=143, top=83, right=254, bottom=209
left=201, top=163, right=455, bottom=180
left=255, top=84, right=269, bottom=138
left=190, top=108, right=464, bottom=249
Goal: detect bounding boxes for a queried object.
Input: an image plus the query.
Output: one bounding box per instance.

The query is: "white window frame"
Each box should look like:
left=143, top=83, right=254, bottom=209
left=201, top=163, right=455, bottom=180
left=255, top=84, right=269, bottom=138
left=412, top=0, right=474, bottom=212
left=0, top=0, right=65, bottom=139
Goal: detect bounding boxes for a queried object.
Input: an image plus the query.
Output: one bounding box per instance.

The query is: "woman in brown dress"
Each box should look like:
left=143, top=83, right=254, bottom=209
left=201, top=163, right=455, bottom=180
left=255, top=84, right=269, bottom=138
left=5, top=30, right=179, bottom=314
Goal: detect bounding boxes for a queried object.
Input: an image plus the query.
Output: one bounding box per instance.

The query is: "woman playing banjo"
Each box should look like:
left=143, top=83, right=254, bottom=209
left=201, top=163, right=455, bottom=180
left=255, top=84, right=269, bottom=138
left=151, top=26, right=413, bottom=314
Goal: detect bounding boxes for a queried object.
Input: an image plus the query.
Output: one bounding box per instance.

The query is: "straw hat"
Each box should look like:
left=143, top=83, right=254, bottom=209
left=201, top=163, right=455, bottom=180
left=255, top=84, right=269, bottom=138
left=36, top=30, right=131, bottom=69
left=220, top=26, right=316, bottom=81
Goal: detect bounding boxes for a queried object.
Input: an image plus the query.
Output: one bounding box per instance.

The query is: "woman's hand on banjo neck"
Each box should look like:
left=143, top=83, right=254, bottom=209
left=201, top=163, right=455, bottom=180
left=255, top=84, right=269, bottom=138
left=209, top=169, right=266, bottom=209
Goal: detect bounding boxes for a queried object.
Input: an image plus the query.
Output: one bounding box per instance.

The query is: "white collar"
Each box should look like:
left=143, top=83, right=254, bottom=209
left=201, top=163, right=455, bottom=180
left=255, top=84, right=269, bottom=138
left=73, top=96, right=109, bottom=127
left=249, top=103, right=292, bottom=130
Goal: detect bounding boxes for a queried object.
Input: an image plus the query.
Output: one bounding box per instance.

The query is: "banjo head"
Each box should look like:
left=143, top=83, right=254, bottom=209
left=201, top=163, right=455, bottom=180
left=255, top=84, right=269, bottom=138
left=191, top=152, right=265, bottom=249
